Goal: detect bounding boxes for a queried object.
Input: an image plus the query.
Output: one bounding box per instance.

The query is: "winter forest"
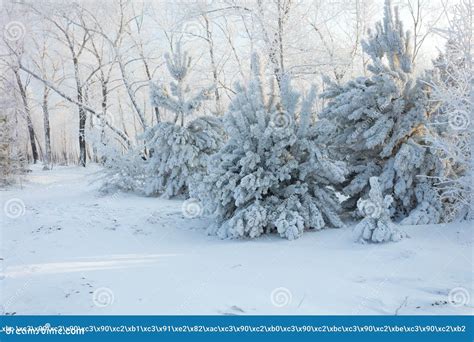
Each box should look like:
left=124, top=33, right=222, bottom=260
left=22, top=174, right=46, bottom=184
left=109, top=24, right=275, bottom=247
left=0, top=0, right=473, bottom=315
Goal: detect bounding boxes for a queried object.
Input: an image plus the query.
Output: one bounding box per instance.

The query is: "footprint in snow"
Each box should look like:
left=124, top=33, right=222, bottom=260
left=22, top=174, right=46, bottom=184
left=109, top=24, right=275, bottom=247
left=32, top=225, right=63, bottom=234
left=218, top=305, right=245, bottom=315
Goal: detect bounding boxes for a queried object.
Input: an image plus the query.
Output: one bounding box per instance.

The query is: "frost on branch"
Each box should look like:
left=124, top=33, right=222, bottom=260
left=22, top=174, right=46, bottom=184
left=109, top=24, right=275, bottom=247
left=150, top=43, right=214, bottom=126
left=192, top=54, right=348, bottom=240
left=142, top=116, right=224, bottom=198
left=427, top=2, right=473, bottom=222
left=0, top=99, right=26, bottom=185
left=100, top=147, right=147, bottom=194
left=320, top=0, right=445, bottom=224
left=354, top=177, right=404, bottom=243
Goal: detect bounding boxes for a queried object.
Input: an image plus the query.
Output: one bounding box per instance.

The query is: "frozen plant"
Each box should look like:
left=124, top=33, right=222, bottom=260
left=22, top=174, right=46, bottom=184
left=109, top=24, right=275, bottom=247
left=320, top=0, right=445, bottom=224
left=99, top=146, right=147, bottom=194
left=143, top=42, right=224, bottom=197
left=353, top=177, right=404, bottom=243
left=192, top=54, right=348, bottom=240
left=142, top=116, right=224, bottom=198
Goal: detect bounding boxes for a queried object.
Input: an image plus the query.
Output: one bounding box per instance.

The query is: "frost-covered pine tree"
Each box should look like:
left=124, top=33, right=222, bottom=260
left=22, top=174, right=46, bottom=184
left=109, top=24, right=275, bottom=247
left=353, top=177, right=404, bottom=243
left=143, top=43, right=224, bottom=197
left=192, top=54, right=348, bottom=240
left=320, top=0, right=445, bottom=224
left=142, top=116, right=224, bottom=197
left=429, top=1, right=473, bottom=222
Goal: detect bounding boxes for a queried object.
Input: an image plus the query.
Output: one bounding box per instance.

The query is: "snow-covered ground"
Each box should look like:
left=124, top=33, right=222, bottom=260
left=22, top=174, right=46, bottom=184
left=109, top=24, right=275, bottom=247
left=0, top=166, right=472, bottom=315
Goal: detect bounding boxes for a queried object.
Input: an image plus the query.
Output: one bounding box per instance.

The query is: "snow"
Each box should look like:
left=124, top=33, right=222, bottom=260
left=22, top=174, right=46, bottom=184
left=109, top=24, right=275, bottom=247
left=1, top=165, right=472, bottom=315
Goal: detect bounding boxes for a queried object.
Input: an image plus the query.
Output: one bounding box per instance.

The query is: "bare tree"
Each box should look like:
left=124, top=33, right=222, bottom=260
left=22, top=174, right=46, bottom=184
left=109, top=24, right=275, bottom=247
left=1, top=15, right=40, bottom=164
left=17, top=1, right=132, bottom=162
left=255, top=0, right=293, bottom=87
left=26, top=3, right=92, bottom=166
left=3, top=40, right=39, bottom=164
left=203, top=13, right=222, bottom=114
left=76, top=0, right=150, bottom=131
left=30, top=33, right=63, bottom=170
left=405, top=0, right=444, bottom=63
left=13, top=66, right=39, bottom=164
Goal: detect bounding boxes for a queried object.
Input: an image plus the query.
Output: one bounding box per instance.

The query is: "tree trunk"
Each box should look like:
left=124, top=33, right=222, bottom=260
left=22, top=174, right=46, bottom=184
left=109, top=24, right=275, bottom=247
left=204, top=15, right=222, bottom=114
left=14, top=69, right=39, bottom=164
left=99, top=78, right=108, bottom=162
left=42, top=86, right=52, bottom=170
left=78, top=106, right=86, bottom=167
left=72, top=56, right=87, bottom=167
left=140, top=50, right=161, bottom=124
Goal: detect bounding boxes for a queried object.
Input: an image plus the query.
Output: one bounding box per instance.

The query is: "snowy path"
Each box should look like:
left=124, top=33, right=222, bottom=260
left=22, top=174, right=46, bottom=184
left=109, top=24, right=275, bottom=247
left=0, top=166, right=472, bottom=315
